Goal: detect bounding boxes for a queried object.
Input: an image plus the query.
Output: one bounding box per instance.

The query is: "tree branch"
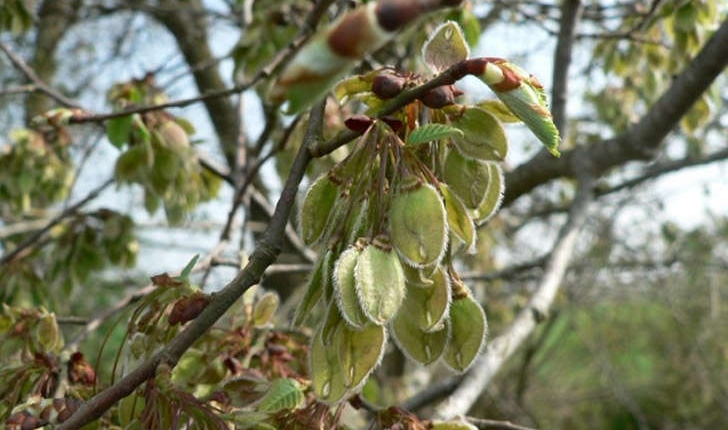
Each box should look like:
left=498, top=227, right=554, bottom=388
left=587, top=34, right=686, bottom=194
left=550, top=0, right=583, bottom=135
left=504, top=16, right=728, bottom=207
left=433, top=176, right=593, bottom=419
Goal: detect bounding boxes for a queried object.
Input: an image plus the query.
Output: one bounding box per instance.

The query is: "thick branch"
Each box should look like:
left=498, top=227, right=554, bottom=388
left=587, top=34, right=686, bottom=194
left=434, top=177, right=593, bottom=419
left=504, top=17, right=728, bottom=206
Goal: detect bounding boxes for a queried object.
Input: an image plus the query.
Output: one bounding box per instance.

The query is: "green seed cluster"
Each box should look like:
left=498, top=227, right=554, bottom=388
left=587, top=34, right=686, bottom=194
left=297, top=112, right=503, bottom=403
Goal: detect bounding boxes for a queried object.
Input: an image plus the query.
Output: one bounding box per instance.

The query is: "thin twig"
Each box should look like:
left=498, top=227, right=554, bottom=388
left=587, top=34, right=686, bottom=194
left=0, top=84, right=36, bottom=96
left=0, top=42, right=81, bottom=109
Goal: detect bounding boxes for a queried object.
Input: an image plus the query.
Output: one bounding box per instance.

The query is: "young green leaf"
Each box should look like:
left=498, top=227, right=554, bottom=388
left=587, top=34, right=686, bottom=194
left=477, top=61, right=561, bottom=156
left=256, top=378, right=304, bottom=413
left=477, top=100, right=522, bottom=123
left=406, top=123, right=464, bottom=146
left=179, top=254, right=199, bottom=281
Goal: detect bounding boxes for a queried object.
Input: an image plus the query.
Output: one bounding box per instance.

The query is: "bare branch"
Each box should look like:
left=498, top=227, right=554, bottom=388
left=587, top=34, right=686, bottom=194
left=550, top=0, right=583, bottom=135
left=433, top=177, right=593, bottom=419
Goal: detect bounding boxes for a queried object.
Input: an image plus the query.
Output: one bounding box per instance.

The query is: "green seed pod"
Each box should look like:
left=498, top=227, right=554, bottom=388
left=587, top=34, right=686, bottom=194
left=402, top=263, right=436, bottom=287
left=471, top=162, right=504, bottom=224
left=450, top=106, right=508, bottom=161
left=336, top=322, right=386, bottom=388
left=443, top=291, right=487, bottom=373
left=36, top=312, right=62, bottom=353
left=292, top=250, right=333, bottom=327
left=389, top=183, right=448, bottom=268
left=158, top=120, right=190, bottom=151
left=333, top=246, right=369, bottom=328
left=443, top=149, right=490, bottom=209
left=300, top=174, right=339, bottom=246
left=345, top=199, right=369, bottom=245
left=321, top=301, right=345, bottom=346
left=252, top=292, right=279, bottom=327
left=392, top=310, right=449, bottom=366
left=310, top=311, right=349, bottom=404
left=401, top=266, right=451, bottom=332
left=355, top=242, right=407, bottom=325
left=440, top=183, right=476, bottom=251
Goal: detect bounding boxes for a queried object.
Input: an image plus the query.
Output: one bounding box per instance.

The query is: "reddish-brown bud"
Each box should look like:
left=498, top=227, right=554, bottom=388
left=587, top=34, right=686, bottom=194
left=345, top=114, right=374, bottom=134
left=6, top=411, right=46, bottom=430
left=381, top=116, right=403, bottom=133
left=168, top=293, right=209, bottom=325
left=418, top=85, right=459, bottom=108
left=372, top=74, right=407, bottom=99
left=68, top=352, right=96, bottom=386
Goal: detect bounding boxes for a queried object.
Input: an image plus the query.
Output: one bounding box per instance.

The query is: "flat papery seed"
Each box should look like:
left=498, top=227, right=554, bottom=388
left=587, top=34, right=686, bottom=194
left=292, top=251, right=331, bottom=327
left=402, top=263, right=435, bottom=287
left=300, top=174, right=339, bottom=246
left=440, top=183, right=476, bottom=252
left=443, top=150, right=491, bottom=209
left=472, top=162, right=505, bottom=223
left=389, top=183, right=448, bottom=268
left=401, top=266, right=451, bottom=332
left=450, top=106, right=508, bottom=161
left=355, top=245, right=407, bottom=325
left=335, top=323, right=386, bottom=388
left=310, top=321, right=349, bottom=404
left=392, top=310, right=449, bottom=366
left=333, top=247, right=369, bottom=328
left=442, top=295, right=488, bottom=373
left=321, top=302, right=345, bottom=346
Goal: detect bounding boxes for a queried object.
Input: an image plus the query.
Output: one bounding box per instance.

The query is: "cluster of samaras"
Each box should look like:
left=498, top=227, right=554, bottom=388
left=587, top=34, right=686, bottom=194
left=279, top=0, right=561, bottom=404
